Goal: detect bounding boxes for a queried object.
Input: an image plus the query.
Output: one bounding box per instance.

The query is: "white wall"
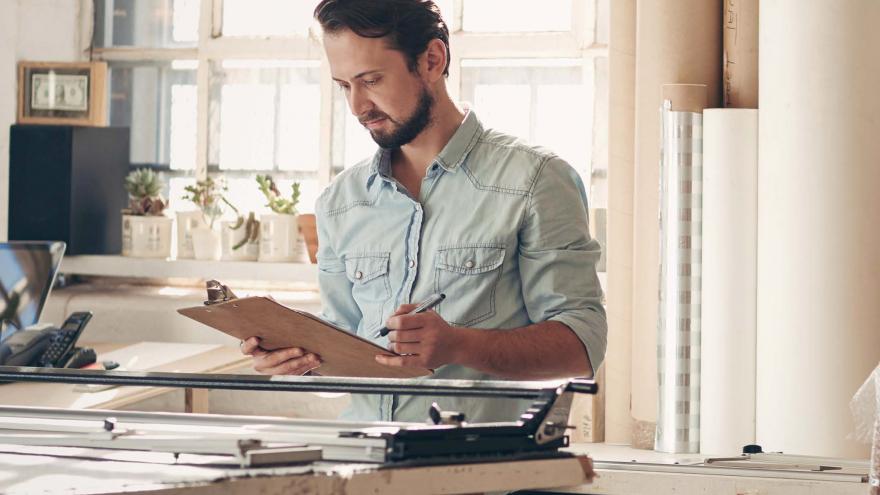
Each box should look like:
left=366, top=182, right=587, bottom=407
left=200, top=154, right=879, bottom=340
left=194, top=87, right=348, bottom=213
left=0, top=0, right=84, bottom=240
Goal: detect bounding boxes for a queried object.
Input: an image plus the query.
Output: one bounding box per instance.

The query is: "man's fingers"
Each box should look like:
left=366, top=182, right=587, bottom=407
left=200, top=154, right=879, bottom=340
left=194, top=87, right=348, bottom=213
left=255, top=353, right=321, bottom=375
left=253, top=347, right=308, bottom=370
left=240, top=337, right=263, bottom=355
left=391, top=303, right=418, bottom=316
left=386, top=312, right=429, bottom=331
left=387, top=328, right=422, bottom=343
left=375, top=353, right=422, bottom=368
left=391, top=342, right=421, bottom=355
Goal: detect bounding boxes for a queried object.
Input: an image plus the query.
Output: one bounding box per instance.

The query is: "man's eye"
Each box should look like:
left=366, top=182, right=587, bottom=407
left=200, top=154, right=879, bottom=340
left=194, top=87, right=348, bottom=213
left=363, top=79, right=379, bottom=86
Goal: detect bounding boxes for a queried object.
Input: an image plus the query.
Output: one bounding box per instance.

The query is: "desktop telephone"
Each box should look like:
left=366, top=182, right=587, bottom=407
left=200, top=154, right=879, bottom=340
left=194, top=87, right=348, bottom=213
left=0, top=312, right=95, bottom=368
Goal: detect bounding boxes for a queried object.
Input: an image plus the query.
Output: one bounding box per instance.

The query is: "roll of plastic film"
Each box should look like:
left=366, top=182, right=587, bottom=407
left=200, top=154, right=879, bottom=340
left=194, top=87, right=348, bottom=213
left=655, top=88, right=705, bottom=454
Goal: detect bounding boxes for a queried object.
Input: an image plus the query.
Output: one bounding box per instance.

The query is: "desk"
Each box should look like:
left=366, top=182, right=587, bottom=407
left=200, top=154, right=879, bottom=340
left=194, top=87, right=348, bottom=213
left=552, top=444, right=869, bottom=495
left=0, top=445, right=594, bottom=494
left=0, top=342, right=249, bottom=413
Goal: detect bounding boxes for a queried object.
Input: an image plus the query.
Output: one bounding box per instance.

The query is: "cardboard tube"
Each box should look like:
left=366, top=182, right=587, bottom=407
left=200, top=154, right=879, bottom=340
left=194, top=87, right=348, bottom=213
left=723, top=0, right=758, bottom=108
left=632, top=0, right=721, bottom=448
left=662, top=84, right=708, bottom=113
left=604, top=0, right=637, bottom=445
left=757, top=0, right=880, bottom=458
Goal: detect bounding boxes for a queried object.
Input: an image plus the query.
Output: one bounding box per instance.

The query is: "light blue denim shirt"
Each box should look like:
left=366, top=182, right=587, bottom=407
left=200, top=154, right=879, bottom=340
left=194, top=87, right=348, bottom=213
left=315, top=109, right=606, bottom=423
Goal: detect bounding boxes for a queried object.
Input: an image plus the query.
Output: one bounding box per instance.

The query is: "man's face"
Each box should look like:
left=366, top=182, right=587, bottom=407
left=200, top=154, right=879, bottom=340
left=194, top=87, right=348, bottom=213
left=324, top=29, right=434, bottom=149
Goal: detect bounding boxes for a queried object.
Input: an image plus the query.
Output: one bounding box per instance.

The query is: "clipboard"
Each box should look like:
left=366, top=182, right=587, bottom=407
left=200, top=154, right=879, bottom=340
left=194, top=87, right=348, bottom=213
left=177, top=296, right=432, bottom=379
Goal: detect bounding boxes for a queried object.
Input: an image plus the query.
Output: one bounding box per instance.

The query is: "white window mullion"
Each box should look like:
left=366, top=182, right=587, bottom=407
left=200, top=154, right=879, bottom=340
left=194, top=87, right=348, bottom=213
left=211, top=0, right=223, bottom=38
left=452, top=32, right=583, bottom=59
left=317, top=55, right=334, bottom=187
left=195, top=0, right=213, bottom=180
left=92, top=47, right=199, bottom=62
left=571, top=0, right=594, bottom=49
left=451, top=0, right=464, bottom=33
left=445, top=0, right=464, bottom=101
left=201, top=37, right=322, bottom=60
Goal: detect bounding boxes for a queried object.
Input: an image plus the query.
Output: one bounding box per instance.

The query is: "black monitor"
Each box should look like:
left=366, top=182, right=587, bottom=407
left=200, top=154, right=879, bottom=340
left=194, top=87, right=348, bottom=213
left=0, top=241, right=65, bottom=342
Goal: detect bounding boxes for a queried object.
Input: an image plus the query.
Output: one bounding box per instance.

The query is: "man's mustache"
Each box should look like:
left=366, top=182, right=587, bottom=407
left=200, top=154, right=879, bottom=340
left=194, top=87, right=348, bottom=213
left=359, top=111, right=391, bottom=125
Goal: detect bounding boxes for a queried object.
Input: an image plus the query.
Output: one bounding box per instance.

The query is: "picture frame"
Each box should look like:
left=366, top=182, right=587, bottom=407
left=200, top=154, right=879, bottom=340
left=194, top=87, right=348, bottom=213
left=17, top=61, right=107, bottom=126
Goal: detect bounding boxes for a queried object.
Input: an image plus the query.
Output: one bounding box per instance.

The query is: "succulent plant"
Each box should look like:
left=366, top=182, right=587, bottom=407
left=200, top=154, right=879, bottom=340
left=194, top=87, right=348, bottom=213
left=228, top=211, right=260, bottom=250
left=257, top=175, right=300, bottom=215
left=123, top=168, right=167, bottom=216
left=182, top=177, right=230, bottom=228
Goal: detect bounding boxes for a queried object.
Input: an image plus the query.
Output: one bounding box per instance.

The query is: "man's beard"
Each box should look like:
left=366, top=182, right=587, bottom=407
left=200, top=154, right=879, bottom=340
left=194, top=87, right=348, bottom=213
left=363, top=87, right=434, bottom=149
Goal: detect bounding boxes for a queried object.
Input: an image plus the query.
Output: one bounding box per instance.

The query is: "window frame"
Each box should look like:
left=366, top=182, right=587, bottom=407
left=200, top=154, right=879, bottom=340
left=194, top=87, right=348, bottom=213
left=89, top=0, right=608, bottom=191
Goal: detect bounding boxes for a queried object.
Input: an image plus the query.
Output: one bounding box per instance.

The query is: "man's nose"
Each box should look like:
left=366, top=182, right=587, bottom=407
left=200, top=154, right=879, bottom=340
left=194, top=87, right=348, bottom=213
left=348, top=85, right=372, bottom=117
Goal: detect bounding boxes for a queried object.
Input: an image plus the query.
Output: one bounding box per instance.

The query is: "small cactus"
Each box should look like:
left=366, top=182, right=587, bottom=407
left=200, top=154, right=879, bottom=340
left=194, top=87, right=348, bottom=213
left=257, top=175, right=300, bottom=215
left=123, top=168, right=167, bottom=216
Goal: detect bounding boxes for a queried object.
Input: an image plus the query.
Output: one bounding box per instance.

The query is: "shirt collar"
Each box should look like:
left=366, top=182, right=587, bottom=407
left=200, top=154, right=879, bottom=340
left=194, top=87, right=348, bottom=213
left=364, top=108, right=483, bottom=188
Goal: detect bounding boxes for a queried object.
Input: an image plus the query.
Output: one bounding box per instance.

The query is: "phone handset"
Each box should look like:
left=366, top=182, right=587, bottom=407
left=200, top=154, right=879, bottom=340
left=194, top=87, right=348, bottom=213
left=38, top=311, right=93, bottom=368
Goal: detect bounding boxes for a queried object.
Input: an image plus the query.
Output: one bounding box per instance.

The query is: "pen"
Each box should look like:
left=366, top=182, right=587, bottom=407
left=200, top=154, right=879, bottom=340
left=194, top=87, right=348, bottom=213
left=375, top=293, right=446, bottom=338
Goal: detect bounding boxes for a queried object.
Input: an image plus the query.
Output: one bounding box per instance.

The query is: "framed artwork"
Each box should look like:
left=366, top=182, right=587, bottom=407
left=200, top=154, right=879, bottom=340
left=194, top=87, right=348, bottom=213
left=17, top=61, right=107, bottom=126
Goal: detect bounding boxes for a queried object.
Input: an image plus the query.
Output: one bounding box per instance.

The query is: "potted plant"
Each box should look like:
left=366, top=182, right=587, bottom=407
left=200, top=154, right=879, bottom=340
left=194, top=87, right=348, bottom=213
left=175, top=208, right=205, bottom=259
left=121, top=168, right=172, bottom=258
left=182, top=177, right=227, bottom=261
left=220, top=201, right=260, bottom=262
left=256, top=175, right=304, bottom=262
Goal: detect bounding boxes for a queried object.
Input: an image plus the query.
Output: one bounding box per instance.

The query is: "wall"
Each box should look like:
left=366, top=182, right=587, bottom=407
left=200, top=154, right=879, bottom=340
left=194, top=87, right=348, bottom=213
left=0, top=0, right=84, bottom=241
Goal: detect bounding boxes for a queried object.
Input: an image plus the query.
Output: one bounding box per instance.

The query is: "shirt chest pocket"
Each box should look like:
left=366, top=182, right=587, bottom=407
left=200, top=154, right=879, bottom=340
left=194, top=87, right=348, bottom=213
left=344, top=253, right=391, bottom=332
left=434, top=244, right=506, bottom=327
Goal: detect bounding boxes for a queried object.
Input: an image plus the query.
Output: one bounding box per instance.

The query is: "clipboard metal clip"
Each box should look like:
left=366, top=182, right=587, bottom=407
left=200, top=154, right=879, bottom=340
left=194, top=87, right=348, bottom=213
left=204, top=279, right=238, bottom=306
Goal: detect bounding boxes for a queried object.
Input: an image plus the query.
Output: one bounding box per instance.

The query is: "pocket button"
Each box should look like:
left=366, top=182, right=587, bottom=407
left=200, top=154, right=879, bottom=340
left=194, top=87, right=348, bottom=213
left=464, top=260, right=475, bottom=269
left=355, top=270, right=363, bottom=280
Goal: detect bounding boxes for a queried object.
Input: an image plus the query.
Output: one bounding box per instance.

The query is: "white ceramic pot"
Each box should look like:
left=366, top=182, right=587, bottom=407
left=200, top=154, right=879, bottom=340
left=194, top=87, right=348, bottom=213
left=259, top=213, right=299, bottom=262
left=220, top=220, right=259, bottom=261
left=176, top=210, right=205, bottom=259
left=121, top=215, right=172, bottom=259
left=191, top=226, right=222, bottom=261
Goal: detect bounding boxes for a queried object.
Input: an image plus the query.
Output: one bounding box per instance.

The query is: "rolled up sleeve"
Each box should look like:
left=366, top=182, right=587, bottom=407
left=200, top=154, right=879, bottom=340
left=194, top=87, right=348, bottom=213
left=315, top=195, right=362, bottom=334
left=518, top=156, right=607, bottom=374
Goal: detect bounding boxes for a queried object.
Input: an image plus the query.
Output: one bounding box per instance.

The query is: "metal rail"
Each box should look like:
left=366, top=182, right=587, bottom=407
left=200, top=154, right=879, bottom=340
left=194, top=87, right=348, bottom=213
left=0, top=367, right=596, bottom=399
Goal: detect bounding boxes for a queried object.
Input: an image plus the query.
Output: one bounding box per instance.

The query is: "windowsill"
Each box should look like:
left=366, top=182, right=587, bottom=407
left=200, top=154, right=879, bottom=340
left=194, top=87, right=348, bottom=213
left=60, top=255, right=318, bottom=285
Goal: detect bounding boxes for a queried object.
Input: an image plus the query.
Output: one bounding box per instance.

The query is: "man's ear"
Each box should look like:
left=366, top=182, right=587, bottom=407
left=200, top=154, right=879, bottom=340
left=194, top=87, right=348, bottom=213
left=421, top=38, right=448, bottom=82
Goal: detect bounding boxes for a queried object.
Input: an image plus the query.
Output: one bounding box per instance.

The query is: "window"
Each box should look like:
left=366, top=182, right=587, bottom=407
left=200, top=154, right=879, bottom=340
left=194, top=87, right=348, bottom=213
left=92, top=0, right=608, bottom=234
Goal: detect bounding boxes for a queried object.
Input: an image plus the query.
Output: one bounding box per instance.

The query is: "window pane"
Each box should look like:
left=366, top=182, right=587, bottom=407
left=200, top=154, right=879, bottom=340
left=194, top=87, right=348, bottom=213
left=434, top=0, right=454, bottom=22
left=168, top=176, right=197, bottom=214
left=278, top=85, right=321, bottom=172
left=222, top=0, right=318, bottom=37
left=169, top=84, right=197, bottom=170
left=331, top=87, right=379, bottom=172
left=210, top=175, right=320, bottom=216
left=474, top=84, right=530, bottom=138
left=95, top=0, right=198, bottom=48
left=462, top=0, right=572, bottom=32
left=460, top=58, right=593, bottom=178
left=108, top=60, right=197, bottom=169
left=208, top=60, right=322, bottom=173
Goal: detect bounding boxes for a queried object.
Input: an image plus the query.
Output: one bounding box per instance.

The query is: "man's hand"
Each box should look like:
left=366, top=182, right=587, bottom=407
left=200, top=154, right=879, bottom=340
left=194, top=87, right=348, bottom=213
left=376, top=303, right=463, bottom=369
left=240, top=336, right=322, bottom=375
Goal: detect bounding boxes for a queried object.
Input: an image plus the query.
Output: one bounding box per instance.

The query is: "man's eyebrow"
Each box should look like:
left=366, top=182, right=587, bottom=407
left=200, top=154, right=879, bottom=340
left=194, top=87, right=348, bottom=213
left=332, top=69, right=383, bottom=83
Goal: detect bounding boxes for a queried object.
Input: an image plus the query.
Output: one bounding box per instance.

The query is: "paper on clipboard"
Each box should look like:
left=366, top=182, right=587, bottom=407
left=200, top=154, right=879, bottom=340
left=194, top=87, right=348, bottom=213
left=178, top=296, right=432, bottom=379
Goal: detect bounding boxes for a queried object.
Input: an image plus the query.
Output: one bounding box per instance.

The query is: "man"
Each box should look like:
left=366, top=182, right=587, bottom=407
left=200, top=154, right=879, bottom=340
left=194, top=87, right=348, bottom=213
left=242, top=0, right=607, bottom=423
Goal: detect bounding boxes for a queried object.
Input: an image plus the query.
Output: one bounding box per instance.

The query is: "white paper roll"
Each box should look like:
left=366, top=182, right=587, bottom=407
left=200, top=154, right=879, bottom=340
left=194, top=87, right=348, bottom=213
left=758, top=0, right=880, bottom=458
left=700, top=108, right=757, bottom=456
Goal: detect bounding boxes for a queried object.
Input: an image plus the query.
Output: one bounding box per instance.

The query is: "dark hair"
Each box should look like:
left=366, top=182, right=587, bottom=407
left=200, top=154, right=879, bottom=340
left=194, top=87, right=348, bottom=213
left=314, top=0, right=451, bottom=76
